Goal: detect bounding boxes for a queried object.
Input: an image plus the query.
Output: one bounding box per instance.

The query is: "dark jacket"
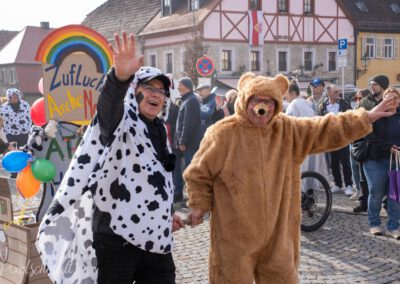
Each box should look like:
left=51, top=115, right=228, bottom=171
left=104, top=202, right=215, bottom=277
left=317, top=97, right=352, bottom=116
left=174, top=91, right=202, bottom=152
left=166, top=102, right=179, bottom=145
left=200, top=93, right=217, bottom=134
left=358, top=94, right=381, bottom=111
left=93, top=68, right=172, bottom=236
left=365, top=109, right=400, bottom=161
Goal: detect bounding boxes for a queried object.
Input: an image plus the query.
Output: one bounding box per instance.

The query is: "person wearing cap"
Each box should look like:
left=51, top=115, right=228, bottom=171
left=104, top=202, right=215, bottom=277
left=196, top=83, right=217, bottom=135
left=0, top=88, right=31, bottom=148
left=173, top=76, right=202, bottom=202
left=353, top=74, right=390, bottom=213
left=36, top=32, right=184, bottom=284
left=307, top=78, right=326, bottom=114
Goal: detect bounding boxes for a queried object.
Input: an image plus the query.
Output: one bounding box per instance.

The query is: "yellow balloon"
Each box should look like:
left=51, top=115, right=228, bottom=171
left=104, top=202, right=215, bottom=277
left=16, top=165, right=41, bottom=199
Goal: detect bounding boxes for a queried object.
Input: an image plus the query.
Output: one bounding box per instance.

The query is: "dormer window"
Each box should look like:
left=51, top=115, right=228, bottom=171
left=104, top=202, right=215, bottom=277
left=162, top=0, right=171, bottom=17
left=390, top=3, right=400, bottom=14
left=355, top=1, right=368, bottom=12
left=189, top=0, right=199, bottom=11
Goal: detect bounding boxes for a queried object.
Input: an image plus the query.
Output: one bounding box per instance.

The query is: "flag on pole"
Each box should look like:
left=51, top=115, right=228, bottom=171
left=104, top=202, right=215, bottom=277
left=248, top=10, right=263, bottom=46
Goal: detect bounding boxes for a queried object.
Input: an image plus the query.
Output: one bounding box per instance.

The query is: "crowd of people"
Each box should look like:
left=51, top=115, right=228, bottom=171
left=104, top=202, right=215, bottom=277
left=16, top=31, right=398, bottom=283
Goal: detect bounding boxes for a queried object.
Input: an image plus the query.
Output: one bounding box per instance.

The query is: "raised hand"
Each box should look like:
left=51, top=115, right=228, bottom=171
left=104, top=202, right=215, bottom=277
left=367, top=95, right=397, bottom=123
left=109, top=31, right=144, bottom=81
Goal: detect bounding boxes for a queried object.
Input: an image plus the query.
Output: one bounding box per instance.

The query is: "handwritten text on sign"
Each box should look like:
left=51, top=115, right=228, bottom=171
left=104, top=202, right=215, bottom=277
left=43, top=53, right=105, bottom=124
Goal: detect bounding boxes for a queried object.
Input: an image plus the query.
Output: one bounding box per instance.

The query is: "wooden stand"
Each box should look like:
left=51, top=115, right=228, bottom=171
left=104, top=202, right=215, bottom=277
left=0, top=178, right=51, bottom=284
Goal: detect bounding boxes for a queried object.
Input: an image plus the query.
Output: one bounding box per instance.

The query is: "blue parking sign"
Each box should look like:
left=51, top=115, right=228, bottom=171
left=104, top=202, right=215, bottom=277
left=338, top=39, right=347, bottom=50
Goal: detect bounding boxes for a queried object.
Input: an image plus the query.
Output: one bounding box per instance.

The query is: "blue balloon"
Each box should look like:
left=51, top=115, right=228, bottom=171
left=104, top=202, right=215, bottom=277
left=2, top=151, right=32, bottom=173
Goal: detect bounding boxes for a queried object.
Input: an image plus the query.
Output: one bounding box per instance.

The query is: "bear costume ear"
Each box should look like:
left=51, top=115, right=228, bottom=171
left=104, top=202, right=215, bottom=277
left=273, top=74, right=289, bottom=96
left=237, top=72, right=256, bottom=91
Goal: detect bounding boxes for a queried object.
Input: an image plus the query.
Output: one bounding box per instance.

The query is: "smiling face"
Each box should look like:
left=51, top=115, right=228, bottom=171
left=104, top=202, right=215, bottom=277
left=246, top=95, right=276, bottom=127
left=136, top=79, right=166, bottom=120
left=10, top=93, right=19, bottom=104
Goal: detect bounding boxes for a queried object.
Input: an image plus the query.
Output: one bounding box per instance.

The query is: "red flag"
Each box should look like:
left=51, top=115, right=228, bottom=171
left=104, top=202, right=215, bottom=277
left=248, top=10, right=263, bottom=46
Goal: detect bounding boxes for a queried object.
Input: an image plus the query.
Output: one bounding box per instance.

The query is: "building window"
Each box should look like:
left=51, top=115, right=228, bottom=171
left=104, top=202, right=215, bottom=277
left=9, top=69, right=16, bottom=84
left=278, top=0, right=288, bottom=13
left=278, top=51, right=288, bottom=72
left=384, top=38, right=393, bottom=58
left=304, top=0, right=313, bottom=15
left=149, top=54, right=156, bottom=67
left=166, top=53, right=173, bottom=73
left=162, top=0, right=171, bottom=17
left=364, top=37, right=375, bottom=58
left=250, top=51, right=260, bottom=71
left=328, top=52, right=336, bottom=71
left=189, top=0, right=199, bottom=11
left=249, top=0, right=262, bottom=10
left=222, top=50, right=232, bottom=71
left=0, top=69, right=5, bottom=83
left=303, top=51, right=313, bottom=71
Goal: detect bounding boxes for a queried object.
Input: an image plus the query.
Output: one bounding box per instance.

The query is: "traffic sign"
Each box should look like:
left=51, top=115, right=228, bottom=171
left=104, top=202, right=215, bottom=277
left=196, top=56, right=215, bottom=77
left=338, top=39, right=348, bottom=50
left=338, top=50, right=347, bottom=56
left=338, top=56, right=347, bottom=67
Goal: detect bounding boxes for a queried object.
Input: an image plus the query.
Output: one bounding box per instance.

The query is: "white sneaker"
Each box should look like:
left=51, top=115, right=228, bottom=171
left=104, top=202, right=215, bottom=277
left=345, top=185, right=353, bottom=196
left=386, top=229, right=400, bottom=240
left=370, top=227, right=383, bottom=236
left=349, top=190, right=359, bottom=200
left=331, top=185, right=344, bottom=194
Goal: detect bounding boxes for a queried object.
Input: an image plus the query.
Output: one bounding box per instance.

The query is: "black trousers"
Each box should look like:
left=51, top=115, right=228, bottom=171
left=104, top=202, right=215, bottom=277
left=330, top=146, right=353, bottom=188
left=93, top=233, right=176, bottom=284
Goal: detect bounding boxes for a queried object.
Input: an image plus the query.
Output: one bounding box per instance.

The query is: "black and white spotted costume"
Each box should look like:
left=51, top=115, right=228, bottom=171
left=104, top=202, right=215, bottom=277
left=0, top=88, right=31, bottom=136
left=36, top=67, right=175, bottom=283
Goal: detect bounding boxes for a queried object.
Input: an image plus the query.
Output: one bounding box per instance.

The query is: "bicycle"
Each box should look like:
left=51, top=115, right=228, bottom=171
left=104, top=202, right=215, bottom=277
left=300, top=171, right=332, bottom=232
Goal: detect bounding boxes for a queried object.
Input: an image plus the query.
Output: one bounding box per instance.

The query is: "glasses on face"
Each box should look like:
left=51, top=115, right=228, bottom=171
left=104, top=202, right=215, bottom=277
left=139, top=83, right=167, bottom=96
left=249, top=97, right=276, bottom=107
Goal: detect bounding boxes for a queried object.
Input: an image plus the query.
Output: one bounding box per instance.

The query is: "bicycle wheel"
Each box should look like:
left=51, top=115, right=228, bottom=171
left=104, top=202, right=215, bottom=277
left=300, top=171, right=332, bottom=232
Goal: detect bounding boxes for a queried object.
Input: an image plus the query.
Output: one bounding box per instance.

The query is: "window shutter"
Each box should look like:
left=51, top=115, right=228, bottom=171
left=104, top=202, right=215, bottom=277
left=376, top=38, right=382, bottom=58
left=361, top=37, right=367, bottom=57
left=394, top=38, right=399, bottom=59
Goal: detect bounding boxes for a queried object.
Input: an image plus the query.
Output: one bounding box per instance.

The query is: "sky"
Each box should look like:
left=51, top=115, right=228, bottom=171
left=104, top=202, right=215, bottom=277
left=0, top=0, right=107, bottom=31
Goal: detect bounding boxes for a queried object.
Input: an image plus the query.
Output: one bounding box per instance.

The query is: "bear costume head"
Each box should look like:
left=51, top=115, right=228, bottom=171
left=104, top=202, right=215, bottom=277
left=235, top=73, right=289, bottom=126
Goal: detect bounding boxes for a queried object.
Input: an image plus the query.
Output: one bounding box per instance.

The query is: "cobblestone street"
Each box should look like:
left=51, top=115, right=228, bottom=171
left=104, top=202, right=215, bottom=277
left=173, top=194, right=400, bottom=283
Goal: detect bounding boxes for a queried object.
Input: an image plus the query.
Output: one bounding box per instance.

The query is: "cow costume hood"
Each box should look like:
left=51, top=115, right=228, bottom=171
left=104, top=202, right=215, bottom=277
left=36, top=67, right=175, bottom=283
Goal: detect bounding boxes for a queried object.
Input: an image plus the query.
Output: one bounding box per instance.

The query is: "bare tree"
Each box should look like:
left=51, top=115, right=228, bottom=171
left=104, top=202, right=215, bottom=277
left=182, top=9, right=206, bottom=86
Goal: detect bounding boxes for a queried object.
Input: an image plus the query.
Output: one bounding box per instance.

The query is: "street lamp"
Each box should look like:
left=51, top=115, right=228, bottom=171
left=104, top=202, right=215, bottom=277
left=356, top=54, right=370, bottom=79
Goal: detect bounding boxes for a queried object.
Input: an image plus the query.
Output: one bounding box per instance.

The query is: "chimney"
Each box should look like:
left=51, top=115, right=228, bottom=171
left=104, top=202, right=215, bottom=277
left=40, top=22, right=50, bottom=29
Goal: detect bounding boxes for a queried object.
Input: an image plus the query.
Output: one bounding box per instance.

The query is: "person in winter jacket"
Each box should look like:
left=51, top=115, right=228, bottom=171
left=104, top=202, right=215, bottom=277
left=173, top=77, right=202, bottom=202
left=363, top=87, right=400, bottom=239
left=0, top=88, right=31, bottom=147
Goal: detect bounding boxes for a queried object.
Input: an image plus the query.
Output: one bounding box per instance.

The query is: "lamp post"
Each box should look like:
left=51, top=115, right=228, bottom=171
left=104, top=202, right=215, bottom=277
left=356, top=55, right=370, bottom=79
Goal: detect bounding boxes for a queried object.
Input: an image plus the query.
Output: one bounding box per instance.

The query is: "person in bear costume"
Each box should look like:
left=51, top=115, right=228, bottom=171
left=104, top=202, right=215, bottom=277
left=184, top=72, right=396, bottom=283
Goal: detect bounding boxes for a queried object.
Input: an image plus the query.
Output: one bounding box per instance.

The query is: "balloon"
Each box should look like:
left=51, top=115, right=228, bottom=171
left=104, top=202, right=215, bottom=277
left=31, top=97, right=46, bottom=126
left=1, top=151, right=32, bottom=173
left=16, top=165, right=41, bottom=198
left=31, top=159, right=56, bottom=182
left=38, top=77, right=44, bottom=95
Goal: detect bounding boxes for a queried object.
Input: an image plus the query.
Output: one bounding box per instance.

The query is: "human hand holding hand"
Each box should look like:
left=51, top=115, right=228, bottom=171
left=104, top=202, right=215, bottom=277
left=172, top=213, right=185, bottom=232
left=367, top=95, right=397, bottom=123
left=110, top=31, right=144, bottom=81
left=188, top=207, right=205, bottom=227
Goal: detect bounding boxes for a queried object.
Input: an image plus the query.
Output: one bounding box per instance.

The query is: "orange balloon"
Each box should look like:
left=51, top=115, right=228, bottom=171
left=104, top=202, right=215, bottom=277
left=16, top=165, right=41, bottom=198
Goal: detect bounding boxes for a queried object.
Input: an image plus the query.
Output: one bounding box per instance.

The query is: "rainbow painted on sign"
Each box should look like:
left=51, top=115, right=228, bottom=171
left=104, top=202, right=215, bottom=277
left=35, top=25, right=112, bottom=74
